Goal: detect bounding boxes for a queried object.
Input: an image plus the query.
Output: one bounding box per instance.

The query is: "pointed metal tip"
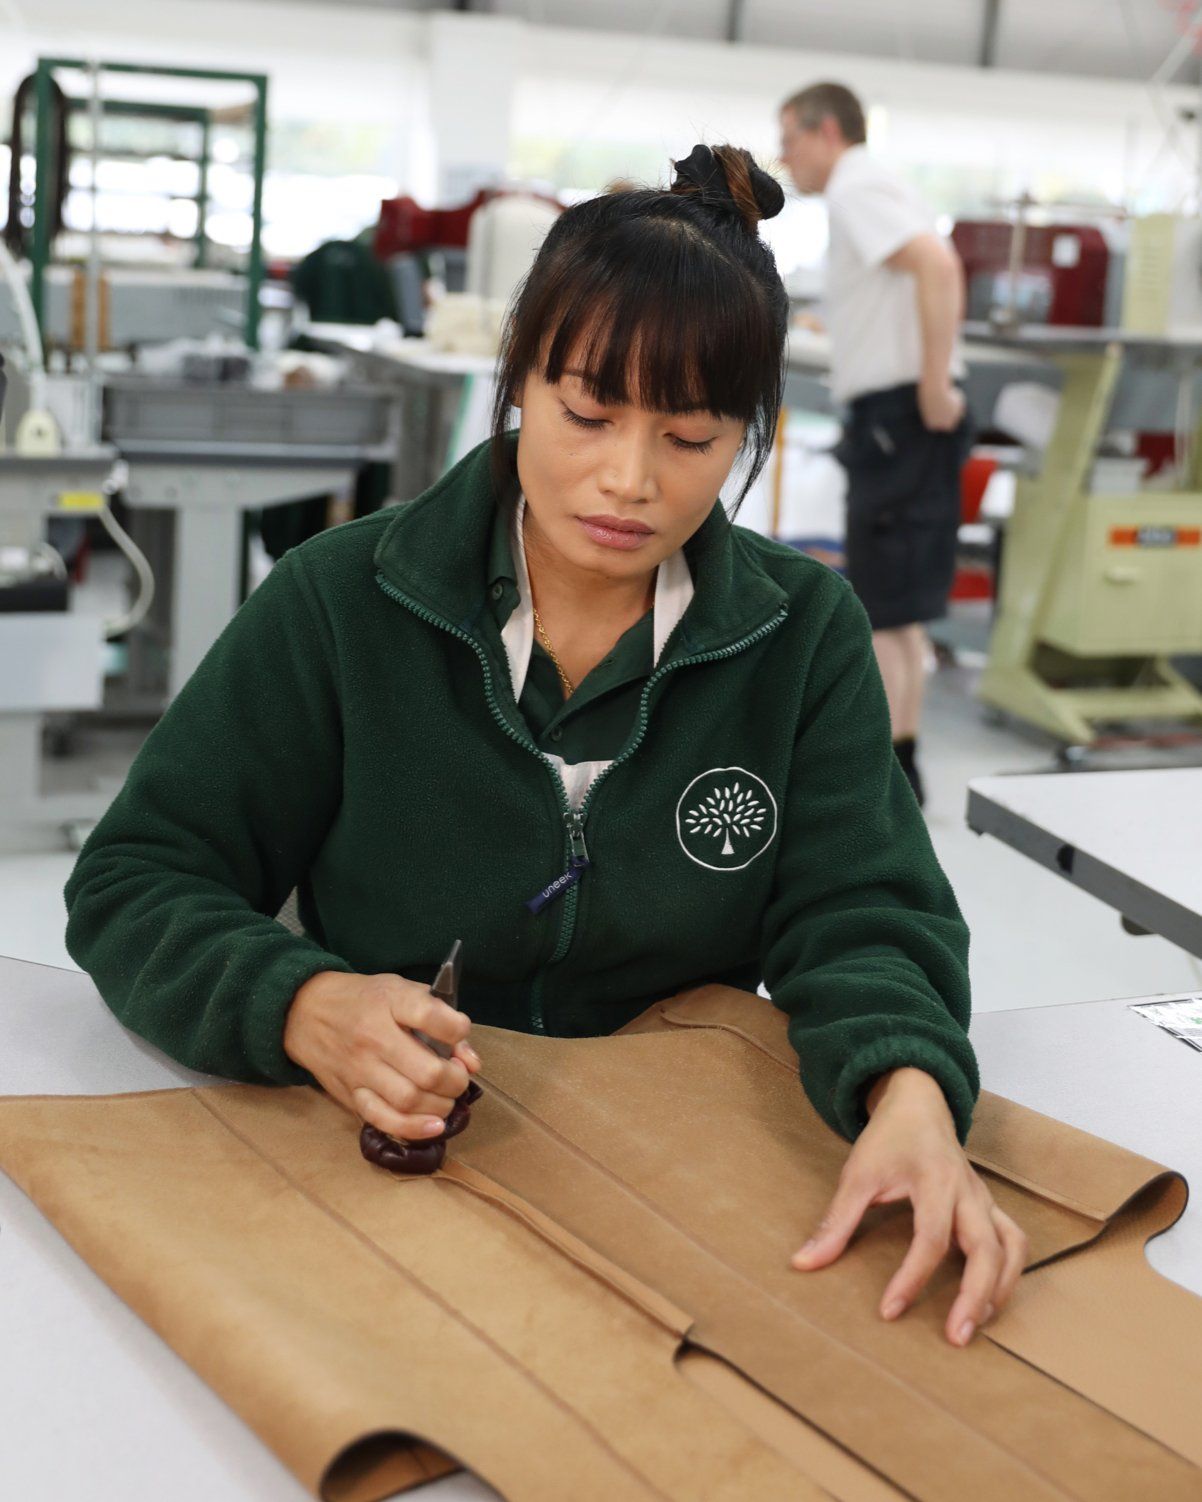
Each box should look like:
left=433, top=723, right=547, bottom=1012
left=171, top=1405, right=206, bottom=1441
left=429, top=939, right=464, bottom=1006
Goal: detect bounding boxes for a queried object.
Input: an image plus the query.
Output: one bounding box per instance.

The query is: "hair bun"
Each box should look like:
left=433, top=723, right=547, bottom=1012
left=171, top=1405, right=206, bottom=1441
left=671, top=143, right=784, bottom=231
left=746, top=161, right=785, bottom=223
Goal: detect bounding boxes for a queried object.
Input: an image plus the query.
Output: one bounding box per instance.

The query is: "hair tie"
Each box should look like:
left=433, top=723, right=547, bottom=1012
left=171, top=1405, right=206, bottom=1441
left=672, top=144, right=784, bottom=228
left=672, top=144, right=729, bottom=203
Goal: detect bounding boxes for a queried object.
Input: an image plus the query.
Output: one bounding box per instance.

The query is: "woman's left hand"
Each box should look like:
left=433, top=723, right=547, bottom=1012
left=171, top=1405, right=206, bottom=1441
left=790, top=1067, right=1029, bottom=1346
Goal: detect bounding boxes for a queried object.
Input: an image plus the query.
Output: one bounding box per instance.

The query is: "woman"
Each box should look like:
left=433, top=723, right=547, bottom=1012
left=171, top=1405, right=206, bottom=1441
left=65, top=144, right=1026, bottom=1347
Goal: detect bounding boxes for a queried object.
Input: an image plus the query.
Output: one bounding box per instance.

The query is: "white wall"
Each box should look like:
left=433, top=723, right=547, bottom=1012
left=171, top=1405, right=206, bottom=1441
left=0, top=0, right=424, bottom=124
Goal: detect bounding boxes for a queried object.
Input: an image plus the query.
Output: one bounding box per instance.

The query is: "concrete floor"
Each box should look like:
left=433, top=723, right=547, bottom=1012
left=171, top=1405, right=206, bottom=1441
left=2, top=639, right=1199, bottom=1013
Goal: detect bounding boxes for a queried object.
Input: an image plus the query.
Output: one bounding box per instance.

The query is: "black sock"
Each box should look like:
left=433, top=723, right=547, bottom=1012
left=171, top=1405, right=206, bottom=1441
left=893, top=737, right=925, bottom=808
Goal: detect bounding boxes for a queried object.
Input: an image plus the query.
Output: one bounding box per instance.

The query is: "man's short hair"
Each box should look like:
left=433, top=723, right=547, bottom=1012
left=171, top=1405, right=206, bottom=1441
left=781, top=82, right=867, bottom=146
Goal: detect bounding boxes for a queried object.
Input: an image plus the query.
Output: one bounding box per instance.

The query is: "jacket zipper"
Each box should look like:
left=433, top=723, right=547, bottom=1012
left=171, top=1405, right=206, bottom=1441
left=545, top=604, right=790, bottom=969
left=376, top=573, right=575, bottom=1029
left=376, top=571, right=786, bottom=1021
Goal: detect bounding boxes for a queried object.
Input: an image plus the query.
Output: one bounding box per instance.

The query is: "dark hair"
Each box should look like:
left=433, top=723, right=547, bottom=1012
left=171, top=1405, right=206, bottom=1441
left=781, top=82, right=867, bottom=146
left=490, top=144, right=789, bottom=511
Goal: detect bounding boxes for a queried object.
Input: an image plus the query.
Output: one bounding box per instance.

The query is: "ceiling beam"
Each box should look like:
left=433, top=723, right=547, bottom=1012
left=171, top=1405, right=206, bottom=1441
left=727, top=0, right=747, bottom=45
left=978, top=0, right=1002, bottom=68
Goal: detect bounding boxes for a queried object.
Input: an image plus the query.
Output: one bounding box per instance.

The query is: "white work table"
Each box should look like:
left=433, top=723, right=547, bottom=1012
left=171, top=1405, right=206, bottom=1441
left=2, top=956, right=1199, bottom=1499
left=967, top=768, right=1202, bottom=958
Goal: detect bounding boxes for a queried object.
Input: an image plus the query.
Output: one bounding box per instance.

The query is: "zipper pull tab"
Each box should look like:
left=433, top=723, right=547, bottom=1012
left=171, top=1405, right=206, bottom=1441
left=524, top=810, right=592, bottom=915
left=524, top=856, right=590, bottom=915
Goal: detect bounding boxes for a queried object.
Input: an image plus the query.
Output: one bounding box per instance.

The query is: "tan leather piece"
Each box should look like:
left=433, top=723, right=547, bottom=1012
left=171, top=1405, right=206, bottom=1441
left=0, top=985, right=1198, bottom=1502
left=460, top=1000, right=1199, bottom=1502
left=986, top=1174, right=1202, bottom=1470
left=675, top=1349, right=905, bottom=1502
left=326, top=1440, right=458, bottom=1502
left=0, top=1085, right=842, bottom=1502
left=643, top=985, right=1175, bottom=1238
left=630, top=988, right=1202, bottom=1470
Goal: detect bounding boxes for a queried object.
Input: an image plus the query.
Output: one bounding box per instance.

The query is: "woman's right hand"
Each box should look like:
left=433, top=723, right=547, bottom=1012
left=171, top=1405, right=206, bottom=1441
left=283, top=969, right=481, bottom=1141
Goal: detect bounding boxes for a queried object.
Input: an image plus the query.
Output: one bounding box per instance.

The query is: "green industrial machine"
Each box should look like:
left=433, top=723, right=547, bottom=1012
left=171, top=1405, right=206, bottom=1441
left=979, top=336, right=1202, bottom=746
left=24, top=57, right=269, bottom=348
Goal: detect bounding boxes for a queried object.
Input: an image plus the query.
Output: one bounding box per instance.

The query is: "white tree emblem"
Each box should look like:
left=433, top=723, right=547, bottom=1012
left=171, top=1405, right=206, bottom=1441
left=677, top=768, right=778, bottom=872
left=683, top=779, right=767, bottom=857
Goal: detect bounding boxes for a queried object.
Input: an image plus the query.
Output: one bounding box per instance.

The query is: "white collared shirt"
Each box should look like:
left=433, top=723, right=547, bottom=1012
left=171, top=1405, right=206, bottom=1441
left=824, top=145, right=964, bottom=403
left=499, top=495, right=694, bottom=808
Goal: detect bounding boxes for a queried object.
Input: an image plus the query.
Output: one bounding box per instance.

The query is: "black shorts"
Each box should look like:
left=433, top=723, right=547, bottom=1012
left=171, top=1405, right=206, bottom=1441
left=836, top=383, right=972, bottom=632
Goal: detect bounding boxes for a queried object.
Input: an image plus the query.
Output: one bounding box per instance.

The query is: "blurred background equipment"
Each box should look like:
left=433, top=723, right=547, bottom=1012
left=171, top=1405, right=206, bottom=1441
left=0, top=56, right=397, bottom=850
left=0, top=47, right=572, bottom=850
left=465, top=190, right=561, bottom=304
left=1122, top=213, right=1202, bottom=335
left=371, top=183, right=560, bottom=335
left=952, top=210, right=1117, bottom=329
left=304, top=182, right=561, bottom=496
left=974, top=326, right=1202, bottom=745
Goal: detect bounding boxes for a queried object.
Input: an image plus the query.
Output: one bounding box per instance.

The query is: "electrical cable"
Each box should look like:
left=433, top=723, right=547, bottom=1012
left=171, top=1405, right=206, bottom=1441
left=96, top=496, right=156, bottom=639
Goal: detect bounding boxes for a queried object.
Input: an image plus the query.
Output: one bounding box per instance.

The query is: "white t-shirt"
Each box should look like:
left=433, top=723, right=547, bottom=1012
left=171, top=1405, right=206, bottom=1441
left=824, top=146, right=962, bottom=404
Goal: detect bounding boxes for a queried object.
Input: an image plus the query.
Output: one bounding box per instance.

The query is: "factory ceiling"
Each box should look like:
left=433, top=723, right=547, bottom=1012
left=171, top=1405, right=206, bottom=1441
left=260, top=0, right=1202, bottom=87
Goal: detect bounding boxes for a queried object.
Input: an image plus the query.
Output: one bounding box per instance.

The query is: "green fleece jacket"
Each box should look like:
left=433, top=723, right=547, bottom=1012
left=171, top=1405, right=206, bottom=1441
left=64, top=436, right=977, bottom=1143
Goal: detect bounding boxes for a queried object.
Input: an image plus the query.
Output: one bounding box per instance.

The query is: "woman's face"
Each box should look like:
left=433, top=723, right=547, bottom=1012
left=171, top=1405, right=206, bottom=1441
left=514, top=362, right=747, bottom=581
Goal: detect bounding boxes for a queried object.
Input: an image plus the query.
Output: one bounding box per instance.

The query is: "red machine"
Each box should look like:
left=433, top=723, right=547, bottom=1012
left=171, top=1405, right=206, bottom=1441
left=951, top=220, right=1110, bottom=327
left=374, top=186, right=562, bottom=258
left=374, top=189, right=491, bottom=258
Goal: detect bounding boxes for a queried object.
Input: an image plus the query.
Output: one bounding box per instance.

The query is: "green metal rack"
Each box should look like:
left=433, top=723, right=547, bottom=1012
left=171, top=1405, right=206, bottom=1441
left=60, top=98, right=215, bottom=268
left=27, top=58, right=269, bottom=348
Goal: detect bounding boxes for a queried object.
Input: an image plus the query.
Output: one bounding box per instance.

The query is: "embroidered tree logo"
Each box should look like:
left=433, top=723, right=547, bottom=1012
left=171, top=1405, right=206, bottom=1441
left=684, top=781, right=767, bottom=856
left=676, top=768, right=778, bottom=872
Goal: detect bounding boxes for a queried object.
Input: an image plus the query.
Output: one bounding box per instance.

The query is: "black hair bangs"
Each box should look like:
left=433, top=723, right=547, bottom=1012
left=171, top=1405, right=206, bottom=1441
left=492, top=181, right=789, bottom=509
left=540, top=215, right=780, bottom=425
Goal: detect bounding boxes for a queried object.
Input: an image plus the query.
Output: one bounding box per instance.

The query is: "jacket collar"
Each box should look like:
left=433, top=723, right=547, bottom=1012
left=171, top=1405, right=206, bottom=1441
left=373, top=435, right=788, bottom=657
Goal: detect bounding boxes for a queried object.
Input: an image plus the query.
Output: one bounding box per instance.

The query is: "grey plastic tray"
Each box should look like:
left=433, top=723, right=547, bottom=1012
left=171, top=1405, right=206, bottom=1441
left=103, top=378, right=393, bottom=450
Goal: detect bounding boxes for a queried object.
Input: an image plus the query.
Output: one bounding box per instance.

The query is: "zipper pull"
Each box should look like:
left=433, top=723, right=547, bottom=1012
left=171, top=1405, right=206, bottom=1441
left=524, top=811, right=592, bottom=914
left=565, top=810, right=589, bottom=863
left=524, top=856, right=589, bottom=914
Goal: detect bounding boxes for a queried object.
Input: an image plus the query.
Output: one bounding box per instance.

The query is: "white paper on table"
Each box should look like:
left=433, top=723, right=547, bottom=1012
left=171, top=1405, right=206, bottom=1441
left=1129, top=995, right=1202, bottom=1052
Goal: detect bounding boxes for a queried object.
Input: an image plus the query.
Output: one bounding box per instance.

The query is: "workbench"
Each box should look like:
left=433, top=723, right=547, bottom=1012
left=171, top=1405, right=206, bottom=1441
left=1, top=954, right=1197, bottom=1499
left=106, top=377, right=398, bottom=702
left=968, top=767, right=1202, bottom=957
left=304, top=324, right=497, bottom=500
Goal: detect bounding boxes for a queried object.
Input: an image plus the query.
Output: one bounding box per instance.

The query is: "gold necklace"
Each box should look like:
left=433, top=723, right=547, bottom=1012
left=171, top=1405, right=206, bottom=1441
left=532, top=606, right=575, bottom=698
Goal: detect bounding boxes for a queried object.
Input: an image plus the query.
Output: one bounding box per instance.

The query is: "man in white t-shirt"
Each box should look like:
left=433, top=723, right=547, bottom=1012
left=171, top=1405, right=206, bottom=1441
left=779, top=82, right=968, bottom=808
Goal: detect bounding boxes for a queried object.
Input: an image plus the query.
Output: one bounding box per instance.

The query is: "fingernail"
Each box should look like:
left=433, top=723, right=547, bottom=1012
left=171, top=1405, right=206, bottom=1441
left=791, top=1238, right=819, bottom=1265
left=881, top=1298, right=905, bottom=1321
left=423, top=1118, right=446, bottom=1136
left=982, top=1303, right=995, bottom=1325
left=957, top=1320, right=976, bottom=1346
left=462, top=1045, right=481, bottom=1066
